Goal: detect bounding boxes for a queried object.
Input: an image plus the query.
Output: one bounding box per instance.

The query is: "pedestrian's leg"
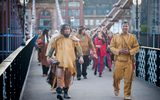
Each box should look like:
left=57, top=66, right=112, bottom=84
left=113, top=61, right=123, bottom=96
left=124, top=62, right=133, bottom=99
left=82, top=64, right=87, bottom=79
left=50, top=65, right=57, bottom=93
left=42, top=65, right=47, bottom=77
left=76, top=60, right=81, bottom=80
left=56, top=67, right=65, bottom=100
left=106, top=53, right=112, bottom=71
left=104, top=56, right=106, bottom=68
left=63, top=69, right=72, bottom=99
left=94, top=58, right=98, bottom=75
left=82, top=56, right=89, bottom=79
left=92, top=58, right=96, bottom=70
left=93, top=58, right=97, bottom=69
left=99, top=56, right=104, bottom=77
left=38, top=50, right=41, bottom=64
left=44, top=66, right=49, bottom=75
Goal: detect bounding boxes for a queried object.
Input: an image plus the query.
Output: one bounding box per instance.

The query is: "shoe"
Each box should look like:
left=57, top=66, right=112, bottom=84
left=124, top=96, right=131, bottom=100
left=50, top=88, right=56, bottom=94
left=94, top=71, right=97, bottom=75
left=63, top=87, right=71, bottom=99
left=56, top=87, right=64, bottom=100
left=114, top=90, right=119, bottom=96
left=83, top=76, right=87, bottom=79
left=99, top=73, right=102, bottom=77
left=42, top=74, right=47, bottom=77
left=57, top=95, right=64, bottom=100
left=77, top=77, right=81, bottom=80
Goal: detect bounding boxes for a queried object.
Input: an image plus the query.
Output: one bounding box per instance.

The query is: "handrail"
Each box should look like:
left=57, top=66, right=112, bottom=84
left=0, top=36, right=36, bottom=100
left=140, top=46, right=160, bottom=51
left=0, top=37, right=34, bottom=76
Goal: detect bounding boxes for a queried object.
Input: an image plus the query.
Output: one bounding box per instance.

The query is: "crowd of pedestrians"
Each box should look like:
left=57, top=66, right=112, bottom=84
left=35, top=20, right=139, bottom=100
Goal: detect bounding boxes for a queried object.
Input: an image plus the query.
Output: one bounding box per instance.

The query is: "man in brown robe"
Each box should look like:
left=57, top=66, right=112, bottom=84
left=46, top=24, right=83, bottom=100
left=110, top=20, right=139, bottom=100
left=76, top=26, right=96, bottom=80
left=36, top=29, right=50, bottom=77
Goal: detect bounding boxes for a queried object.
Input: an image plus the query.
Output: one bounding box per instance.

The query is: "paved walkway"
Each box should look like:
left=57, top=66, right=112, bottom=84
left=22, top=49, right=160, bottom=100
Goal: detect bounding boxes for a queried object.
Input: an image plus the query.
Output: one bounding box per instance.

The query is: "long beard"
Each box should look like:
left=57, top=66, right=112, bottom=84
left=63, top=34, right=70, bottom=38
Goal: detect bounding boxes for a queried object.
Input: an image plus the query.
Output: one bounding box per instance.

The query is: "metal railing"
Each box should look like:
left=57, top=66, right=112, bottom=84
left=0, top=34, right=23, bottom=63
left=0, top=36, right=36, bottom=100
left=138, top=33, right=160, bottom=48
left=136, top=46, right=160, bottom=87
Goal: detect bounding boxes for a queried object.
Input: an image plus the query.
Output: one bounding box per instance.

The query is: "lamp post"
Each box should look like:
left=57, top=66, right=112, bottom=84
left=132, top=0, right=142, bottom=41
left=31, top=0, right=36, bottom=37
left=20, top=0, right=29, bottom=46
left=70, top=16, right=75, bottom=28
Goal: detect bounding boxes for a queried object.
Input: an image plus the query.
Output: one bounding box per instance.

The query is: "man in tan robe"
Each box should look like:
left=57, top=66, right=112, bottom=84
left=110, top=20, right=139, bottom=100
left=76, top=26, right=96, bottom=80
left=46, top=24, right=83, bottom=100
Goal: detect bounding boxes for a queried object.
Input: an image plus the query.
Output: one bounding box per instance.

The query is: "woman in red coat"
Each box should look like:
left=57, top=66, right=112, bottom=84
left=93, top=31, right=106, bottom=77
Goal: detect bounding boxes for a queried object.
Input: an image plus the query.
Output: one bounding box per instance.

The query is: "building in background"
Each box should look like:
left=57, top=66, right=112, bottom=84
left=137, top=0, right=160, bottom=47
left=142, top=0, right=159, bottom=35
left=83, top=0, right=118, bottom=29
left=28, top=0, right=57, bottom=34
left=59, top=0, right=84, bottom=29
left=1, top=0, right=160, bottom=65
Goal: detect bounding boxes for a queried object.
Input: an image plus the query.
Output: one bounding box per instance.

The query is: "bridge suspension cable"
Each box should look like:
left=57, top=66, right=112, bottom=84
left=55, top=0, right=64, bottom=25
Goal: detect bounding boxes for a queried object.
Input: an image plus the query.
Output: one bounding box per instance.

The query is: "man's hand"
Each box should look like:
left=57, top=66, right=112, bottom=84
left=79, top=56, right=84, bottom=64
left=47, top=56, right=52, bottom=64
left=119, top=48, right=130, bottom=54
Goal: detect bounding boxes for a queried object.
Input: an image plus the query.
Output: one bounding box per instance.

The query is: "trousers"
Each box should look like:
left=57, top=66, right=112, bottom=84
left=56, top=67, right=72, bottom=88
left=113, top=60, right=134, bottom=97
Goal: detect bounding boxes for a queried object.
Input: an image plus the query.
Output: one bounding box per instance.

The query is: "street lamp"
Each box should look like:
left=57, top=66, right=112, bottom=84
left=20, top=0, right=29, bottom=5
left=20, top=0, right=29, bottom=46
left=70, top=16, right=75, bottom=28
left=132, top=0, right=142, bottom=41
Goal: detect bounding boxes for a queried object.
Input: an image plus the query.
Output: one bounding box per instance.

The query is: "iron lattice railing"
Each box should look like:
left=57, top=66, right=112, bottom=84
left=0, top=36, right=36, bottom=100
left=136, top=46, right=160, bottom=87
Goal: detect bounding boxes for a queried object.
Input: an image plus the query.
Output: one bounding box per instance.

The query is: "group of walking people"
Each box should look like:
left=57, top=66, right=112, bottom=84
left=35, top=20, right=139, bottom=100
